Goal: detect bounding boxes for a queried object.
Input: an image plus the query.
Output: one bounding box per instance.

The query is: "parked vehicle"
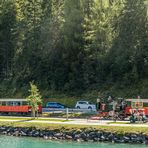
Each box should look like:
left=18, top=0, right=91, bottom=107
left=75, top=101, right=96, bottom=110
left=46, top=102, right=66, bottom=109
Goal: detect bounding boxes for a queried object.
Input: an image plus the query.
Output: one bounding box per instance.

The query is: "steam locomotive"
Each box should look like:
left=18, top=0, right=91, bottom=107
left=95, top=98, right=148, bottom=120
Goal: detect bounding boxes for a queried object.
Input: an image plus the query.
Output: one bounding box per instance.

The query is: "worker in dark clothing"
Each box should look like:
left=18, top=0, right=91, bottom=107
left=96, top=99, right=101, bottom=111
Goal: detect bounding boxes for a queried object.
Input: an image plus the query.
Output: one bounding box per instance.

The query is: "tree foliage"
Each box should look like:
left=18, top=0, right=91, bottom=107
left=0, top=0, right=148, bottom=96
left=0, top=0, right=17, bottom=79
left=109, top=0, right=148, bottom=83
left=27, top=82, right=42, bottom=117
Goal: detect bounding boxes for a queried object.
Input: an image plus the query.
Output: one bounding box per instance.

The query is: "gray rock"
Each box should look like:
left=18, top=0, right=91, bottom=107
left=43, top=135, right=48, bottom=140
left=65, top=135, right=72, bottom=139
left=13, top=131, right=19, bottom=136
left=54, top=133, right=62, bottom=138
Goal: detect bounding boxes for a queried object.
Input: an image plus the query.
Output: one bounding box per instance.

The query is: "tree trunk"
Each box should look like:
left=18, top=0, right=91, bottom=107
left=32, top=108, right=36, bottom=119
left=37, top=110, right=38, bottom=119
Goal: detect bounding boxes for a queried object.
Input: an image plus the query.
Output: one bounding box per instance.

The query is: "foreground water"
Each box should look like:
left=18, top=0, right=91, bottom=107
left=0, top=135, right=148, bottom=148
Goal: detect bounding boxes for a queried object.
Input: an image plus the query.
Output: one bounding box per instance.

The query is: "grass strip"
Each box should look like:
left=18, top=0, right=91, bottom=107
left=0, top=117, right=68, bottom=122
left=0, top=121, right=148, bottom=135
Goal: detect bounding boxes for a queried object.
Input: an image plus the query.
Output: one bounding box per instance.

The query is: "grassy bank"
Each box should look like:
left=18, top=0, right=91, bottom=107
left=0, top=120, right=148, bottom=135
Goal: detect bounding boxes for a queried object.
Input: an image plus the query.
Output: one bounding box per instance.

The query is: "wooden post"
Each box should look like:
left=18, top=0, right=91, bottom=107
left=66, top=108, right=69, bottom=121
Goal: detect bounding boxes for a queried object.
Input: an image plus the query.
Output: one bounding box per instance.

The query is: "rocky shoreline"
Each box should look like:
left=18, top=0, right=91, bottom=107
left=0, top=126, right=148, bottom=144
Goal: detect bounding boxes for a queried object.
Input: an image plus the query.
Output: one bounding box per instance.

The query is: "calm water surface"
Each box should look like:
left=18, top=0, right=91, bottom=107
left=0, top=135, right=147, bottom=148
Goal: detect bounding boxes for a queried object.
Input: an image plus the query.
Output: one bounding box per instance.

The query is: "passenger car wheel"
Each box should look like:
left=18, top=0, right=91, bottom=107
left=88, top=106, right=92, bottom=110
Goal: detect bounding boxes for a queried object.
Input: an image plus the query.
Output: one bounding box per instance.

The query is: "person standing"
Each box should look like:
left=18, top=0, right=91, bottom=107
left=96, top=98, right=101, bottom=111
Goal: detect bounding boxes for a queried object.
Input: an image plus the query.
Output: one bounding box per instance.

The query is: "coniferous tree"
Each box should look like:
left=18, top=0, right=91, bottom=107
left=109, top=0, right=147, bottom=83
left=0, top=1, right=17, bottom=79
left=0, top=0, right=148, bottom=97
left=62, top=0, right=85, bottom=90
left=14, top=0, right=43, bottom=86
left=40, top=0, right=65, bottom=90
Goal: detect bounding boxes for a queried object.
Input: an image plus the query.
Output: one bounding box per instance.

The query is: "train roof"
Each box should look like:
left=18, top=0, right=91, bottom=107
left=0, top=98, right=27, bottom=102
left=126, top=99, right=148, bottom=102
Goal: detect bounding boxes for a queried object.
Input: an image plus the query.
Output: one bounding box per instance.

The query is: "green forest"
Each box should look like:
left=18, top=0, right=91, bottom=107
left=0, top=0, right=148, bottom=101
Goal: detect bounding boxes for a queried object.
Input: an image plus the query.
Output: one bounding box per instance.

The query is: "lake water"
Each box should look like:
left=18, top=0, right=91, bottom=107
left=0, top=135, right=148, bottom=148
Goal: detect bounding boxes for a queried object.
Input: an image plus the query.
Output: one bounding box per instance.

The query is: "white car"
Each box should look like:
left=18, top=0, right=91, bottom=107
left=75, top=101, right=96, bottom=110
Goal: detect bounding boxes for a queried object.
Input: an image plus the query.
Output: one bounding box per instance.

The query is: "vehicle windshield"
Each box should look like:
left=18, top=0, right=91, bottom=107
left=88, top=102, right=93, bottom=104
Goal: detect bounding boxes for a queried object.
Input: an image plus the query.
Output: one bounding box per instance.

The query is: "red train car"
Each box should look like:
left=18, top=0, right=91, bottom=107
left=125, top=99, right=148, bottom=116
left=0, top=98, right=42, bottom=115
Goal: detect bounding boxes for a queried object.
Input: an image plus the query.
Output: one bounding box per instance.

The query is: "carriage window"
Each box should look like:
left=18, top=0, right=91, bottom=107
left=2, top=102, right=6, bottom=106
left=126, top=101, right=131, bottom=106
left=7, top=102, right=13, bottom=106
left=143, top=102, right=148, bottom=107
left=13, top=102, right=21, bottom=106
left=22, top=101, right=27, bottom=105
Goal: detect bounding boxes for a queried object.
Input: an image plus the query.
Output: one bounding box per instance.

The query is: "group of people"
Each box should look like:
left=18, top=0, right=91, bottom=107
left=96, top=96, right=127, bottom=112
left=130, top=109, right=146, bottom=123
left=96, top=96, right=127, bottom=120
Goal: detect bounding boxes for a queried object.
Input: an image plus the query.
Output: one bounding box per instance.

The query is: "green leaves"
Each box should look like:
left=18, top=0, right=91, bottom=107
left=0, top=1, right=17, bottom=78
left=110, top=0, right=148, bottom=82
left=0, top=0, right=148, bottom=95
left=27, top=82, right=42, bottom=113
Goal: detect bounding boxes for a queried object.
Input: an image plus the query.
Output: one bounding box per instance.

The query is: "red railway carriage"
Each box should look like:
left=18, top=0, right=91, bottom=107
left=125, top=99, right=148, bottom=116
left=0, top=98, right=42, bottom=115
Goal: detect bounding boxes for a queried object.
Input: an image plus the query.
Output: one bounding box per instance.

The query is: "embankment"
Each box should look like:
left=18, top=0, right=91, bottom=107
left=0, top=126, right=148, bottom=144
